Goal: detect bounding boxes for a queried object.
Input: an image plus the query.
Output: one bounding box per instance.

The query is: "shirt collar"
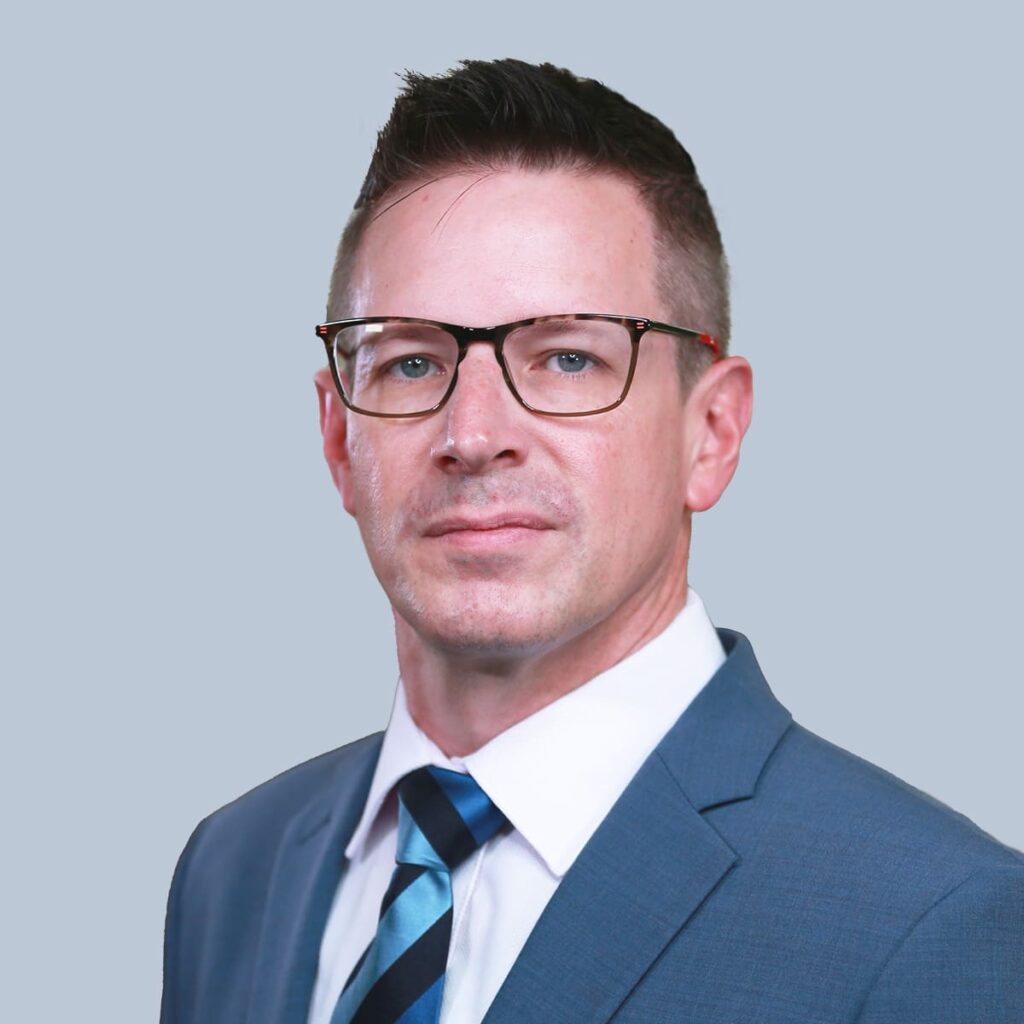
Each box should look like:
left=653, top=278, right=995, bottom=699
left=344, top=586, right=725, bottom=878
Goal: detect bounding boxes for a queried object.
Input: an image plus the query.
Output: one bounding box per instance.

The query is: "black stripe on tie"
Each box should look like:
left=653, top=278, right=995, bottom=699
left=379, top=862, right=426, bottom=918
left=349, top=906, right=453, bottom=1024
left=340, top=864, right=429, bottom=996
left=398, top=770, right=478, bottom=870
left=341, top=939, right=372, bottom=995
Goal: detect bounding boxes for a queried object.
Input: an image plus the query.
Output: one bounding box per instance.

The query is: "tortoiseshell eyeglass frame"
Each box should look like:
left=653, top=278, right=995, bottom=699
left=314, top=313, right=722, bottom=418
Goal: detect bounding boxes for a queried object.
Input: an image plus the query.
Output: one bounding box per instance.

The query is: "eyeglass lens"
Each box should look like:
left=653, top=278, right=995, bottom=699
left=332, top=319, right=634, bottom=415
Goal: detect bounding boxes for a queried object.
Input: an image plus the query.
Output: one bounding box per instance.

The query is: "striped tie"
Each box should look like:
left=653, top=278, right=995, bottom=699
left=330, top=765, right=509, bottom=1024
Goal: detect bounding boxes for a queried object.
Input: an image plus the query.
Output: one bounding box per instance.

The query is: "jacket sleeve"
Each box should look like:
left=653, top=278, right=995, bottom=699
left=855, top=864, right=1024, bottom=1023
left=160, top=819, right=208, bottom=1024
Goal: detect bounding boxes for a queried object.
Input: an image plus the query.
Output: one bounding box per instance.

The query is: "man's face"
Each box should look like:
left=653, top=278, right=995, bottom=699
left=324, top=168, right=702, bottom=659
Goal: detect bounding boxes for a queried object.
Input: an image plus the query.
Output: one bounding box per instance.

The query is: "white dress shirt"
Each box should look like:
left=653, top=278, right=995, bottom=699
left=307, top=586, right=726, bottom=1024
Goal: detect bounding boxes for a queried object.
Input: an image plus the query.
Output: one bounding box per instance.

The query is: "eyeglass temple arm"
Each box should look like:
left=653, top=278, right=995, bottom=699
left=647, top=320, right=722, bottom=360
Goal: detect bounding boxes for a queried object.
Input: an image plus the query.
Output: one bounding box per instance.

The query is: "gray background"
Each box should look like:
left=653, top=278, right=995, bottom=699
left=3, top=1, right=1021, bottom=1020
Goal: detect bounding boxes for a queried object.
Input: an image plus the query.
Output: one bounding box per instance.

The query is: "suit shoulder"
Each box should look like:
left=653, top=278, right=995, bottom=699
left=856, top=862, right=1024, bottom=1019
left=212, top=731, right=382, bottom=822
left=758, top=720, right=1023, bottom=872
left=180, top=731, right=383, bottom=876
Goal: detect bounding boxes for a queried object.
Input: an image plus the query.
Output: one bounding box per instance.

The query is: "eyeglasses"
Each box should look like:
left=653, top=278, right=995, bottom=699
left=314, top=313, right=721, bottom=418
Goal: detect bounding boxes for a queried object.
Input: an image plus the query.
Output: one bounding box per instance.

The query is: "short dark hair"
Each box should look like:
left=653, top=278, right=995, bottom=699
left=327, top=59, right=729, bottom=392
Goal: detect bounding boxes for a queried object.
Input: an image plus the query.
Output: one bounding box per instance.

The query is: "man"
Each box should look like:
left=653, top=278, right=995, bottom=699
left=161, top=59, right=1023, bottom=1023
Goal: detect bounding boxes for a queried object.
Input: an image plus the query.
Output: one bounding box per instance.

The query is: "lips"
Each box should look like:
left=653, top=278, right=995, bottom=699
left=423, top=513, right=554, bottom=537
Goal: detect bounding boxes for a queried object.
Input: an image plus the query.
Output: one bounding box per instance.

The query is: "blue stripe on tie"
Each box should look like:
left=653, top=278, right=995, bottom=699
left=377, top=870, right=450, bottom=964
left=428, top=767, right=507, bottom=847
left=329, top=871, right=449, bottom=1024
left=392, top=973, right=444, bottom=1024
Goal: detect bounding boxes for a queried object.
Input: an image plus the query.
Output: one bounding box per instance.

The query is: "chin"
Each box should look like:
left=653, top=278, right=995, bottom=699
left=393, top=576, right=581, bottom=660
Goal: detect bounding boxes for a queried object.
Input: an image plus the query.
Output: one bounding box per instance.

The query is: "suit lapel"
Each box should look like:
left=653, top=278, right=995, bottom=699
left=481, top=750, right=738, bottom=1024
left=247, top=733, right=384, bottom=1024
left=483, top=628, right=793, bottom=1024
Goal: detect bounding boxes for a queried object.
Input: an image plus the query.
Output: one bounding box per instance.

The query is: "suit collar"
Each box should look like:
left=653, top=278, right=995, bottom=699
left=661, top=627, right=794, bottom=811
left=482, top=627, right=793, bottom=1023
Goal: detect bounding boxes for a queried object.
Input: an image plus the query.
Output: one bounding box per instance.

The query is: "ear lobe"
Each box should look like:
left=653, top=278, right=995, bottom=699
left=314, top=367, right=357, bottom=517
left=684, top=357, right=754, bottom=513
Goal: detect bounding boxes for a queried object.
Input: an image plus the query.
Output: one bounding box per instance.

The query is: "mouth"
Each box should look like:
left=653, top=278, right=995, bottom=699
left=423, top=513, right=555, bottom=537
left=422, top=513, right=556, bottom=552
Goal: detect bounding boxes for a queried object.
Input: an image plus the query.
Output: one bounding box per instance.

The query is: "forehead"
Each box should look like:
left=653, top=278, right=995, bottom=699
left=348, top=168, right=665, bottom=325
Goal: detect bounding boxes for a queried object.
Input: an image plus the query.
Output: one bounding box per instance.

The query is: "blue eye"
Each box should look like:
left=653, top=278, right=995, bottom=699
left=546, top=351, right=594, bottom=374
left=389, top=355, right=438, bottom=379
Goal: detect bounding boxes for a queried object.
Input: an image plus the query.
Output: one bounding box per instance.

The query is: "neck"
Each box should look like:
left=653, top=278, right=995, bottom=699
left=395, top=548, right=690, bottom=758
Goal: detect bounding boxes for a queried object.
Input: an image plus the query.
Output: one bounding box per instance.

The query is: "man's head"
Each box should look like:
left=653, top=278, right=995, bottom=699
left=327, top=59, right=730, bottom=396
left=316, top=60, right=752, bottom=668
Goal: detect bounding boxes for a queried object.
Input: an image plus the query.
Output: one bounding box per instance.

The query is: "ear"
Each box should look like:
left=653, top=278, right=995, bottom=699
left=314, top=367, right=357, bottom=517
left=683, top=356, right=754, bottom=513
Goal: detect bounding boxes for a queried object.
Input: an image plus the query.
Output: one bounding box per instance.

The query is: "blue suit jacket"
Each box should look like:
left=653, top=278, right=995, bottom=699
left=161, top=628, right=1024, bottom=1022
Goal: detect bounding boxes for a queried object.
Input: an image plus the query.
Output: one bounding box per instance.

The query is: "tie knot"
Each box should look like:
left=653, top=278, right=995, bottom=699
left=395, top=765, right=508, bottom=872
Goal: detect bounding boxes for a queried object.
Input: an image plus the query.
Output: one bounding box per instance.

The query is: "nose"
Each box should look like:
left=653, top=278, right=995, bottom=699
left=430, top=342, right=529, bottom=475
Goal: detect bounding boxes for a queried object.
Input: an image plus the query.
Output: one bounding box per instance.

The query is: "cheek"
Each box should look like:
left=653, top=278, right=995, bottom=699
left=568, top=413, right=686, bottom=553
left=557, top=431, right=641, bottom=542
left=346, top=428, right=378, bottom=508
left=569, top=406, right=683, bottom=494
left=345, top=426, right=401, bottom=545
